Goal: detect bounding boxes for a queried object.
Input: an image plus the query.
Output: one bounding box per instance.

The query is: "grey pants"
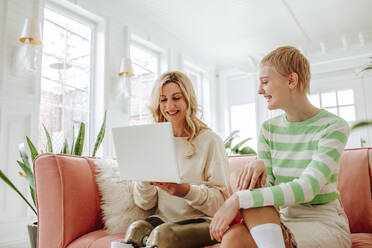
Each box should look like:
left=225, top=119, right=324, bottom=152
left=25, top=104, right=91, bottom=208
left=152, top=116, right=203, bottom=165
left=124, top=216, right=217, bottom=248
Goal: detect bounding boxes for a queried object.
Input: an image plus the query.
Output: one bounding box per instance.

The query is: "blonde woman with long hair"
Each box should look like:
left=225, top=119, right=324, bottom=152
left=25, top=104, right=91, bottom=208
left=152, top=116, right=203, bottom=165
left=121, top=71, right=229, bottom=248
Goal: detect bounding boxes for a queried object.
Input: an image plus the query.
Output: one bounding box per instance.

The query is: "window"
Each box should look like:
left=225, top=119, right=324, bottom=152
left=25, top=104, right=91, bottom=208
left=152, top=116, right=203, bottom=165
left=309, top=89, right=356, bottom=122
left=129, top=43, right=160, bottom=125
left=184, top=60, right=210, bottom=123
left=38, top=7, right=94, bottom=153
left=230, top=104, right=257, bottom=151
left=184, top=67, right=203, bottom=106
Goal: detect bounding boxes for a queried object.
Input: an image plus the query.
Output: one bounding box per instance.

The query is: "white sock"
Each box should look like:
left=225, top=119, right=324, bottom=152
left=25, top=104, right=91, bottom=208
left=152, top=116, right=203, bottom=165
left=250, top=223, right=285, bottom=248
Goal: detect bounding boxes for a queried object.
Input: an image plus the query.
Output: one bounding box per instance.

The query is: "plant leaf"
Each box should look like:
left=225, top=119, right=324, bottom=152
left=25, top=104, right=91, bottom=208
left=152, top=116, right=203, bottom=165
left=92, top=111, right=107, bottom=157
left=16, top=160, right=35, bottom=189
left=0, top=169, right=37, bottom=215
left=239, top=146, right=257, bottom=155
left=73, top=122, right=85, bottom=156
left=352, top=121, right=372, bottom=130
left=18, top=143, right=31, bottom=169
left=26, top=136, right=39, bottom=162
left=70, top=127, right=75, bottom=155
left=361, top=65, right=372, bottom=72
left=30, top=186, right=36, bottom=209
left=231, top=138, right=252, bottom=152
left=61, top=139, right=68, bottom=154
left=224, top=130, right=240, bottom=149
left=42, top=124, right=53, bottom=153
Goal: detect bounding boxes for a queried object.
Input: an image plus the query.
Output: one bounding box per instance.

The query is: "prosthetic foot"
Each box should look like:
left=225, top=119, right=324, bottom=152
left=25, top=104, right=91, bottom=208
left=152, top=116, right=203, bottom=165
left=145, top=218, right=217, bottom=248
left=124, top=216, right=164, bottom=247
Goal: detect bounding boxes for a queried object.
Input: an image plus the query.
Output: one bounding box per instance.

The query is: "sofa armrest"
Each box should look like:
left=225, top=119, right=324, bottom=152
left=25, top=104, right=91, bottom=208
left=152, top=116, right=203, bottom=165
left=34, top=154, right=102, bottom=248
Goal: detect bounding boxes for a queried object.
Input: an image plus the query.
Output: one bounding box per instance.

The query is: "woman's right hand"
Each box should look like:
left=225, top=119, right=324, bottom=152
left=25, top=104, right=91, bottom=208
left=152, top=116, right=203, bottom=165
left=236, top=160, right=267, bottom=190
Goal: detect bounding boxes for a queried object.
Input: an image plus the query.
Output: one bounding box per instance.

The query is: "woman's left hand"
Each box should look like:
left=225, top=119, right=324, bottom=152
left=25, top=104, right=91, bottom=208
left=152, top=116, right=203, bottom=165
left=150, top=182, right=190, bottom=197
left=209, top=193, right=240, bottom=242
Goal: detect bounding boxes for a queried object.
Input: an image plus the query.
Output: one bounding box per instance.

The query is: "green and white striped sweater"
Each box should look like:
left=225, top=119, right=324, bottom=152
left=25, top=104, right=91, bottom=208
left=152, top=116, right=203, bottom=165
left=237, top=109, right=350, bottom=209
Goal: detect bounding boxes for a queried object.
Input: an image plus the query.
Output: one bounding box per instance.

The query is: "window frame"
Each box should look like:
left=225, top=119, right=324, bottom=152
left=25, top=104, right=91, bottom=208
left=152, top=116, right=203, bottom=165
left=183, top=59, right=211, bottom=124
left=129, top=35, right=165, bottom=124
left=308, top=89, right=356, bottom=123
left=40, top=1, right=98, bottom=154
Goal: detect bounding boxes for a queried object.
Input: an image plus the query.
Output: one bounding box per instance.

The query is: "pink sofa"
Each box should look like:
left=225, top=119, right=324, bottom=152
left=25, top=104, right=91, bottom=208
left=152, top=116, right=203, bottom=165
left=34, top=148, right=372, bottom=248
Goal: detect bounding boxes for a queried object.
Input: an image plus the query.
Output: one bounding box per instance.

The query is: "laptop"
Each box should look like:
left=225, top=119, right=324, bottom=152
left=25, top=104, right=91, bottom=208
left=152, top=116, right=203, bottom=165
left=112, top=122, right=206, bottom=184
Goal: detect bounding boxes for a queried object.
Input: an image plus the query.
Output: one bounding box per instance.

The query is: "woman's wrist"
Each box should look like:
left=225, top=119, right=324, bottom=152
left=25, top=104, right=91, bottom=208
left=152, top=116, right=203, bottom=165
left=180, top=183, right=191, bottom=197
left=230, top=193, right=240, bottom=209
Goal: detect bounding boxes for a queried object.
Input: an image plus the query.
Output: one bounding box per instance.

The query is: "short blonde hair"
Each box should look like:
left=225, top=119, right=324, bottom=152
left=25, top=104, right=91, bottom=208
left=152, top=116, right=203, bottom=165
left=149, top=71, right=209, bottom=158
left=260, top=46, right=311, bottom=93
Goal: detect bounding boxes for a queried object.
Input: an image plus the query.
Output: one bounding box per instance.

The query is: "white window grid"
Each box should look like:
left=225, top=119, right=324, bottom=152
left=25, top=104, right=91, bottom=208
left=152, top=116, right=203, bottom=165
left=184, top=68, right=203, bottom=107
left=38, top=7, right=94, bottom=154
left=129, top=42, right=161, bottom=125
left=309, top=89, right=356, bottom=123
left=184, top=61, right=208, bottom=121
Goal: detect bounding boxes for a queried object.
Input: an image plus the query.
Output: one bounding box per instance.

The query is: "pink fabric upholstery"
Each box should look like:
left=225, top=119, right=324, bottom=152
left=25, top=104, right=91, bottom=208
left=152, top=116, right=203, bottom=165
left=351, top=233, right=372, bottom=248
left=34, top=149, right=372, bottom=248
left=338, top=148, right=372, bottom=233
left=67, top=230, right=123, bottom=248
left=34, top=154, right=103, bottom=248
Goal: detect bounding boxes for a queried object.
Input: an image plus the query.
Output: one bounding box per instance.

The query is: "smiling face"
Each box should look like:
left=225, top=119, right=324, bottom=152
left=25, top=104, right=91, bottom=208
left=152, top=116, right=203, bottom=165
left=159, top=82, right=187, bottom=126
left=258, top=63, right=292, bottom=110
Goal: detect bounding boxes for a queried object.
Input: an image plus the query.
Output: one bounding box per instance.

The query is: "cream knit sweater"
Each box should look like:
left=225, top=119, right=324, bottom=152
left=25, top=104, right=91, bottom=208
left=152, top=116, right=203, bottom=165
left=133, top=129, right=229, bottom=222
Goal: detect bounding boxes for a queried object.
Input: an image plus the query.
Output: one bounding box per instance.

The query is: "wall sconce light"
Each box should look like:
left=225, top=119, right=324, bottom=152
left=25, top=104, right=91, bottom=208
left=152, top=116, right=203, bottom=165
left=118, top=57, right=134, bottom=97
left=117, top=57, right=134, bottom=114
left=118, top=57, right=134, bottom=77
left=16, top=18, right=42, bottom=73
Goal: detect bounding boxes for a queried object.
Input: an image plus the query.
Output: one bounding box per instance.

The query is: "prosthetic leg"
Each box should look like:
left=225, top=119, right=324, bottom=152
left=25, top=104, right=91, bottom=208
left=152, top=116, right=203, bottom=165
left=124, top=216, right=165, bottom=247
left=145, top=218, right=217, bottom=248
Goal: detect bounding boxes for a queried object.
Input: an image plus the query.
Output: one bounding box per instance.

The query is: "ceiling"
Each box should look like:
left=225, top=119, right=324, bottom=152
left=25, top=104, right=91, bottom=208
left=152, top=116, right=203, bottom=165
left=120, top=0, right=372, bottom=67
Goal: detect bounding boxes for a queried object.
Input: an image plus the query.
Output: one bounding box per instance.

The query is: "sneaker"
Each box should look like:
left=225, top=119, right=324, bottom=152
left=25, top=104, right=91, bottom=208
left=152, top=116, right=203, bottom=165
left=111, top=239, right=135, bottom=248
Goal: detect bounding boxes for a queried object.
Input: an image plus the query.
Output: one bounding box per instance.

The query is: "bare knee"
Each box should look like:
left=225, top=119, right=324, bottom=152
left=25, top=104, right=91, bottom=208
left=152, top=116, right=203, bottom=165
left=221, top=224, right=257, bottom=248
left=241, top=206, right=281, bottom=230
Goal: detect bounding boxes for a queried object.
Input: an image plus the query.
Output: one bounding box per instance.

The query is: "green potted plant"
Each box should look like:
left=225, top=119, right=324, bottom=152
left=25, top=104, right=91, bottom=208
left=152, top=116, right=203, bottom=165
left=0, top=111, right=106, bottom=248
left=353, top=57, right=372, bottom=130
left=224, top=130, right=256, bottom=155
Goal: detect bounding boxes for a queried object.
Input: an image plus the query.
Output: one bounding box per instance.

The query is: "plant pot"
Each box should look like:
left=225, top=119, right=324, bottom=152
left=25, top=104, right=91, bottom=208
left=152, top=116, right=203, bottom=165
left=27, top=221, right=37, bottom=248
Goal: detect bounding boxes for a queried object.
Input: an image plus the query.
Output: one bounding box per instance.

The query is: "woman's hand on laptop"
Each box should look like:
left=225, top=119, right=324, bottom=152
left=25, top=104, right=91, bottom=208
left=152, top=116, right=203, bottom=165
left=150, top=182, right=190, bottom=197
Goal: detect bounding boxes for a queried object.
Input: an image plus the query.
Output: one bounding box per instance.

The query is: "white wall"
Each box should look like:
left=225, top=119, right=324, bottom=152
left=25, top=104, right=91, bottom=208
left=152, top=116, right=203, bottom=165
left=0, top=0, right=216, bottom=247
left=216, top=46, right=372, bottom=149
left=310, top=54, right=372, bottom=148
left=0, top=0, right=42, bottom=246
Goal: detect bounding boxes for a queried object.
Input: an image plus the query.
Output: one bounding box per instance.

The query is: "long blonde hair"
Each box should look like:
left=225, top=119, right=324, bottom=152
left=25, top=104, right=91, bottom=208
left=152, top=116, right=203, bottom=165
left=149, top=71, right=208, bottom=158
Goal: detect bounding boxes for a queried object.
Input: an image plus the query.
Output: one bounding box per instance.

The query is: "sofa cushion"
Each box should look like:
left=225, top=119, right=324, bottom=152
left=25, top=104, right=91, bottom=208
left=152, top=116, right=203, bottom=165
left=67, top=229, right=124, bottom=248
left=351, top=233, right=372, bottom=248
left=34, top=154, right=103, bottom=247
left=338, top=148, right=372, bottom=233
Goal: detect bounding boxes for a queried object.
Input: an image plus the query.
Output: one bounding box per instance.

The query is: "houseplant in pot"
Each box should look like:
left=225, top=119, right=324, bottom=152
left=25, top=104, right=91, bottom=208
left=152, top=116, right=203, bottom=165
left=224, top=130, right=256, bottom=155
left=353, top=57, right=372, bottom=130
left=0, top=111, right=107, bottom=248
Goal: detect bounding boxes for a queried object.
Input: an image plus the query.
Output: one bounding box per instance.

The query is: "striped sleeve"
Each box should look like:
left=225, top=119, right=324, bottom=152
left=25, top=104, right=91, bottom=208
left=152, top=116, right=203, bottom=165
left=257, top=124, right=275, bottom=187
left=237, top=120, right=350, bottom=209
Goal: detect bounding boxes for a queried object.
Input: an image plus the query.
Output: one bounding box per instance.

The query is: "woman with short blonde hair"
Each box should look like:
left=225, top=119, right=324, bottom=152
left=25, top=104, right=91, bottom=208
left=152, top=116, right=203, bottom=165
left=210, top=46, right=351, bottom=248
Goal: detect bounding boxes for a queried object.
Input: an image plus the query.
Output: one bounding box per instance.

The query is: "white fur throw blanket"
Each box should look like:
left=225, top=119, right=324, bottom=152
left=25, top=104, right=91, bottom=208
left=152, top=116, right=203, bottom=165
left=94, top=159, right=155, bottom=234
